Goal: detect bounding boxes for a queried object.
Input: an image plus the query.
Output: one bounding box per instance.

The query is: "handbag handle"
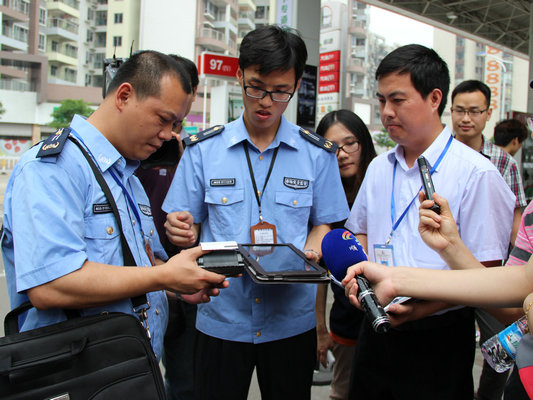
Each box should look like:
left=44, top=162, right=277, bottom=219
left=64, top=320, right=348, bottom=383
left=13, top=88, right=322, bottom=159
left=0, top=336, right=87, bottom=383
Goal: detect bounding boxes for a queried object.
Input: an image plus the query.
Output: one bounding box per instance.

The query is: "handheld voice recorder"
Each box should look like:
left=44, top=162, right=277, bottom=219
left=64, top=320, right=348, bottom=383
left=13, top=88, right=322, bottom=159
left=417, top=156, right=440, bottom=214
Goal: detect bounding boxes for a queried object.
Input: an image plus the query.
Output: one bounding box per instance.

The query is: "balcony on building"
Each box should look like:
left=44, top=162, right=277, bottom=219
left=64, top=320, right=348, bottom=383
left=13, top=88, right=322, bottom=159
left=349, top=20, right=366, bottom=36
left=0, top=23, right=28, bottom=51
left=47, top=0, right=80, bottom=19
left=95, top=0, right=107, bottom=11
left=48, top=42, right=78, bottom=67
left=196, top=27, right=231, bottom=53
left=0, top=0, right=29, bottom=22
left=347, top=58, right=366, bottom=74
left=46, top=17, right=79, bottom=42
left=239, top=0, right=256, bottom=12
left=350, top=45, right=366, bottom=59
left=238, top=10, right=255, bottom=30
left=349, top=83, right=365, bottom=97
left=49, top=64, right=78, bottom=85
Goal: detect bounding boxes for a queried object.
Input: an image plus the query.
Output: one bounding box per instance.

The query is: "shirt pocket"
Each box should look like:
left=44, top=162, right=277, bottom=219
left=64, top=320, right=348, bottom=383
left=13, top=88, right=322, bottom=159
left=274, top=190, right=313, bottom=242
left=84, top=214, right=121, bottom=262
left=205, top=188, right=245, bottom=238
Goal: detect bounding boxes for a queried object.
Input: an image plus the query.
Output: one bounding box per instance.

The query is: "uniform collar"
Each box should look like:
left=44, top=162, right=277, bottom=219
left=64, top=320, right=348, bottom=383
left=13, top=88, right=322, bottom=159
left=225, top=114, right=298, bottom=151
left=69, top=114, right=131, bottom=173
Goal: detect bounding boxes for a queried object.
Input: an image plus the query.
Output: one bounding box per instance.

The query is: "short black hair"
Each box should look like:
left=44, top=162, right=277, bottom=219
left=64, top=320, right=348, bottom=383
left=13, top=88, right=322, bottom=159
left=106, top=50, right=192, bottom=99
left=376, top=44, right=450, bottom=116
left=169, top=54, right=199, bottom=89
left=451, top=80, right=491, bottom=108
left=494, top=119, right=528, bottom=146
left=239, top=25, right=307, bottom=83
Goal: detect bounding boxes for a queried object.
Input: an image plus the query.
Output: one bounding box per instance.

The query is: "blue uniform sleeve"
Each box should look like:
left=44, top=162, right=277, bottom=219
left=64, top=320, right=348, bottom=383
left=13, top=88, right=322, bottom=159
left=309, top=151, right=349, bottom=226
left=11, top=158, right=89, bottom=292
left=162, top=145, right=208, bottom=224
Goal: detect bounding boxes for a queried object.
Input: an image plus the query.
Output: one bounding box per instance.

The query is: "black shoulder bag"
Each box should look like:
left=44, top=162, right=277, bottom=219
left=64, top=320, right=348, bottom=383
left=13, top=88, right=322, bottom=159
left=0, top=137, right=166, bottom=399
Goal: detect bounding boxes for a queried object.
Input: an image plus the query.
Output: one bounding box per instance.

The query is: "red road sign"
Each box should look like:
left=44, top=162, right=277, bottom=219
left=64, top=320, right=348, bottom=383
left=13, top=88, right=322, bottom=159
left=198, top=52, right=239, bottom=79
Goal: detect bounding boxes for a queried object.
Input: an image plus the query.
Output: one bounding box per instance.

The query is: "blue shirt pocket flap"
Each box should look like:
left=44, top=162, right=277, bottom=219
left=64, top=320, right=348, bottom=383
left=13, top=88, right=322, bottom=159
left=84, top=216, right=120, bottom=239
left=205, top=188, right=245, bottom=206
left=275, top=191, right=313, bottom=208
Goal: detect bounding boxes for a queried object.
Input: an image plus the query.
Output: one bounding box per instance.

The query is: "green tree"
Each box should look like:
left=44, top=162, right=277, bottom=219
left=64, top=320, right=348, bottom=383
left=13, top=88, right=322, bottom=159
left=50, top=99, right=94, bottom=129
left=373, top=129, right=396, bottom=149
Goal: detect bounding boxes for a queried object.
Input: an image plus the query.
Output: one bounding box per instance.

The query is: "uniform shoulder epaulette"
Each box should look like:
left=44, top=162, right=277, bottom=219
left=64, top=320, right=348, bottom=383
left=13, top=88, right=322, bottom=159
left=183, top=125, right=224, bottom=146
left=299, top=127, right=337, bottom=153
left=36, top=128, right=71, bottom=158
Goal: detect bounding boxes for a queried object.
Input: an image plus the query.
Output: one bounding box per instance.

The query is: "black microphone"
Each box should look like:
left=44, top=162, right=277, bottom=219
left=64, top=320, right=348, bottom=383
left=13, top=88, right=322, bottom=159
left=321, top=229, right=390, bottom=333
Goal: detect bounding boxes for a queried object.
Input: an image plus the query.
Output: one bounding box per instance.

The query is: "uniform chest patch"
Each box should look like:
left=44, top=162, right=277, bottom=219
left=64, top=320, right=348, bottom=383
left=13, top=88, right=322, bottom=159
left=210, top=178, right=236, bottom=187
left=138, top=204, right=152, bottom=216
left=93, top=203, right=112, bottom=214
left=283, top=177, right=309, bottom=190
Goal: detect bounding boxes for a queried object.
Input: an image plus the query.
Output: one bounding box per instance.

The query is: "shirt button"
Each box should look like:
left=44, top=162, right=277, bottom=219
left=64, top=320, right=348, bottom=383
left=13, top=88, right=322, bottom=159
left=259, top=155, right=263, bottom=160
left=132, top=219, right=136, bottom=225
left=106, top=226, right=114, bottom=235
left=257, top=190, right=261, bottom=197
left=222, top=197, right=228, bottom=204
left=293, top=200, right=298, bottom=206
left=256, top=331, right=261, bottom=337
left=150, top=229, right=154, bottom=236
left=155, top=308, right=160, bottom=315
left=255, top=297, right=261, bottom=304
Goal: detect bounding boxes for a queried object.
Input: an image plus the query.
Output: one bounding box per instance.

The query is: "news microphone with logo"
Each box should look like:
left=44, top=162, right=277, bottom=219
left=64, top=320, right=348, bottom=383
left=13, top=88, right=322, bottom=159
left=321, top=229, right=390, bottom=333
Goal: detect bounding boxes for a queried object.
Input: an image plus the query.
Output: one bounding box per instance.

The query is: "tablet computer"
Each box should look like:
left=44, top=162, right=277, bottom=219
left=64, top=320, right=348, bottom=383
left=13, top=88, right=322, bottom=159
left=237, top=243, right=330, bottom=284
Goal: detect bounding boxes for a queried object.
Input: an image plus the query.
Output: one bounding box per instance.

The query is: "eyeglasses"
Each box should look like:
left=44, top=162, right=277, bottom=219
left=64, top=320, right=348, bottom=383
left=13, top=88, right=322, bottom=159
left=336, top=141, right=360, bottom=154
left=242, top=72, right=295, bottom=103
left=451, top=108, right=488, bottom=117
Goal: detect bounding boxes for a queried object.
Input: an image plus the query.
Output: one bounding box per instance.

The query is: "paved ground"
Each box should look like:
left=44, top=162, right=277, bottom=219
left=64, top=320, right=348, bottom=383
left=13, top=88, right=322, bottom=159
left=0, top=169, right=486, bottom=399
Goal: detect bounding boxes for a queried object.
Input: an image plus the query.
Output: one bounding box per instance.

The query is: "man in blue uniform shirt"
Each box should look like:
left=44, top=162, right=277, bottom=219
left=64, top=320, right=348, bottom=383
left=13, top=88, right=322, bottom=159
left=163, top=25, right=349, bottom=399
left=1, top=50, right=228, bottom=360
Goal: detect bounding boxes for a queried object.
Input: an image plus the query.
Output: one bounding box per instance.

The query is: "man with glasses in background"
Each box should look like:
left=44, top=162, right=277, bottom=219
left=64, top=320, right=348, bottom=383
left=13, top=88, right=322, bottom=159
left=451, top=79, right=527, bottom=400
left=162, top=25, right=348, bottom=400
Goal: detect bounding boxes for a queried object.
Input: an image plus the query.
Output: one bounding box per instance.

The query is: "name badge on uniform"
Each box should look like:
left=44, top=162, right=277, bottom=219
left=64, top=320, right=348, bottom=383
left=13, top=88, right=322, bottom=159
left=373, top=244, right=395, bottom=266
left=250, top=221, right=277, bottom=244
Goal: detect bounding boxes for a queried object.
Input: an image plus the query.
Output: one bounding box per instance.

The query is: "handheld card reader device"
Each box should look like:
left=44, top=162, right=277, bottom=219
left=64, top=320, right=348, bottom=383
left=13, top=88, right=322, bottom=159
left=198, top=242, right=244, bottom=276
left=417, top=156, right=440, bottom=214
left=197, top=251, right=245, bottom=276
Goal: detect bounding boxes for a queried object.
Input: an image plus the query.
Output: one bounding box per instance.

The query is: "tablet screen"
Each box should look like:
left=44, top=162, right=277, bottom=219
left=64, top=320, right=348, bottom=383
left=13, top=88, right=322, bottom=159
left=239, top=244, right=321, bottom=274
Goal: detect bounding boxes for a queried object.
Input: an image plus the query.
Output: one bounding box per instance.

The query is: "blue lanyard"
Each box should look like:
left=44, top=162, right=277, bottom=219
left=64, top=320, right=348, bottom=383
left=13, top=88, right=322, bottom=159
left=388, top=134, right=453, bottom=244
left=109, top=169, right=145, bottom=237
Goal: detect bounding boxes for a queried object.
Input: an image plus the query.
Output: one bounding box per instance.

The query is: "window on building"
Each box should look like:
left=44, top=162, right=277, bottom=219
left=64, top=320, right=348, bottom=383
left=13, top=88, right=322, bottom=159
left=51, top=65, right=58, bottom=76
left=96, top=11, right=107, bottom=26
left=87, top=8, right=94, bottom=20
left=321, top=6, right=332, bottom=28
left=113, top=36, right=122, bottom=47
left=85, top=74, right=92, bottom=86
left=51, top=40, right=59, bottom=52
left=255, top=6, right=265, bottom=19
left=114, top=13, right=123, bottom=23
left=65, top=68, right=77, bottom=83
left=38, top=33, right=46, bottom=51
left=39, top=8, right=46, bottom=24
left=65, top=44, right=78, bottom=58
left=86, top=30, right=93, bottom=42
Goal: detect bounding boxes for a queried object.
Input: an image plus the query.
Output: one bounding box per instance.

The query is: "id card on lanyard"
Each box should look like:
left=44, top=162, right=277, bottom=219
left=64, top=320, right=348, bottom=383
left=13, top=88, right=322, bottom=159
left=372, top=135, right=453, bottom=263
left=244, top=142, right=279, bottom=244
